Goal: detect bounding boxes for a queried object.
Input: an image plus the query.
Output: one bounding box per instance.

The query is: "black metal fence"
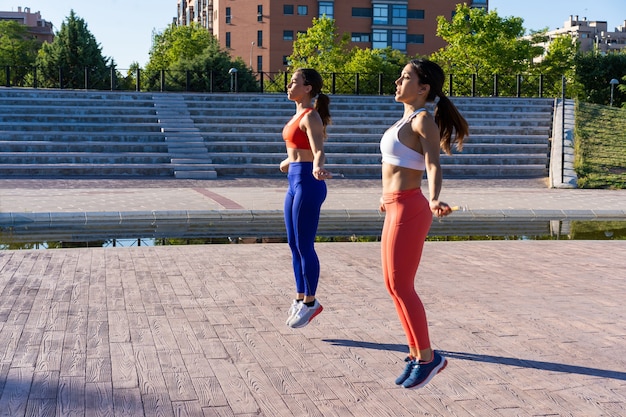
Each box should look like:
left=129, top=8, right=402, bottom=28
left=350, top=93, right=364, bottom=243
left=1, top=65, right=566, bottom=98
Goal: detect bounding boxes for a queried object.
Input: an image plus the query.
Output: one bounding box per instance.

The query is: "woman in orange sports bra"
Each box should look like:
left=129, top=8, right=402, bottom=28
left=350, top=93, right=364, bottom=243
left=380, top=59, right=468, bottom=389
left=280, top=68, right=332, bottom=329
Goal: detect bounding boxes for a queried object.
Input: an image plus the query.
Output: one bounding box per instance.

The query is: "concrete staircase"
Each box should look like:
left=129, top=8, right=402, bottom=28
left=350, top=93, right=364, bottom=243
left=0, top=88, right=554, bottom=178
left=185, top=93, right=553, bottom=178
left=0, top=89, right=171, bottom=177
left=153, top=94, right=216, bottom=179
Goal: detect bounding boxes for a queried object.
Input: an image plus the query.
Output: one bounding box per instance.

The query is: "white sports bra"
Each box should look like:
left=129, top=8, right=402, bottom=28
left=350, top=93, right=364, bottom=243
left=380, top=108, right=426, bottom=171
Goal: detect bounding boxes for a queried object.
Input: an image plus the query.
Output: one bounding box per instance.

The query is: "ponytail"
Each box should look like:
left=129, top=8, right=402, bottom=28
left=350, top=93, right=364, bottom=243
left=434, top=94, right=468, bottom=155
left=315, top=93, right=332, bottom=138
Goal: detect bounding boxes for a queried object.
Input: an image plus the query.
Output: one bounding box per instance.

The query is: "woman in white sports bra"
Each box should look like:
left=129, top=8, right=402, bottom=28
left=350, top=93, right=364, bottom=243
left=379, top=59, right=469, bottom=390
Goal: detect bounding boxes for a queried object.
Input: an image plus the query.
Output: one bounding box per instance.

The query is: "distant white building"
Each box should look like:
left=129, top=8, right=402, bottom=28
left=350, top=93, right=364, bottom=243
left=531, top=15, right=626, bottom=60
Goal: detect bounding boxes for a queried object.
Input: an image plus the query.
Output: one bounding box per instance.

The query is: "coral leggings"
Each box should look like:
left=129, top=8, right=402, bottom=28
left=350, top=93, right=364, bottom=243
left=381, top=188, right=432, bottom=351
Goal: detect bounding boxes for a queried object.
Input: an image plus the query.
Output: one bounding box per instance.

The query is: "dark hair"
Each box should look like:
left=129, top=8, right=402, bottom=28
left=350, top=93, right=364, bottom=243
left=297, top=68, right=332, bottom=136
left=409, top=59, right=468, bottom=155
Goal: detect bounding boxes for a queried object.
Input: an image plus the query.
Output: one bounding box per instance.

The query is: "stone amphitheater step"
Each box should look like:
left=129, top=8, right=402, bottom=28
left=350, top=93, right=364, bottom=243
left=0, top=164, right=173, bottom=177
left=0, top=89, right=555, bottom=178
left=154, top=94, right=216, bottom=179
left=182, top=93, right=553, bottom=178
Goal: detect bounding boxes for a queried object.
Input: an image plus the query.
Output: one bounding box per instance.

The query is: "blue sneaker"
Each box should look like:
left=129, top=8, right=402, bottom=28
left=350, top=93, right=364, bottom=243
left=395, top=356, right=417, bottom=385
left=402, top=351, right=447, bottom=389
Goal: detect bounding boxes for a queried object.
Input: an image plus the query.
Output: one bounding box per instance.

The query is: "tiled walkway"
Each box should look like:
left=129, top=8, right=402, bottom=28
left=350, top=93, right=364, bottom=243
left=0, top=241, right=625, bottom=416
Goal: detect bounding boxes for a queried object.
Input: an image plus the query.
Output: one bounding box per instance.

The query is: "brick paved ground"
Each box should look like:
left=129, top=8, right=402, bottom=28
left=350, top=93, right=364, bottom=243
left=0, top=240, right=625, bottom=416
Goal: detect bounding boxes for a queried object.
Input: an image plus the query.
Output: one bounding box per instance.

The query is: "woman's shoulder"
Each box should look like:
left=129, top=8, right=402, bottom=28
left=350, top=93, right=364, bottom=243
left=411, top=109, right=434, bottom=126
left=410, top=111, right=437, bottom=137
left=302, top=108, right=322, bottom=123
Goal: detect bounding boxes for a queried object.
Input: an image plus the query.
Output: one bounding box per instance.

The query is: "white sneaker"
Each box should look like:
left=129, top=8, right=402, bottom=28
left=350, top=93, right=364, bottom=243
left=286, top=299, right=301, bottom=325
left=288, top=299, right=323, bottom=328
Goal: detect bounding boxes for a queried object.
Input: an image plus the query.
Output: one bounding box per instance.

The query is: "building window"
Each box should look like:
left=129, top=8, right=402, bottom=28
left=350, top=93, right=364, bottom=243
left=351, top=33, right=371, bottom=42
left=391, top=30, right=407, bottom=51
left=392, top=5, right=407, bottom=26
left=284, top=30, right=294, bottom=41
left=284, top=5, right=294, bottom=15
left=257, top=56, right=263, bottom=72
left=407, top=34, right=425, bottom=44
left=226, top=7, right=232, bottom=24
left=372, top=29, right=407, bottom=50
left=352, top=8, right=372, bottom=18
left=408, top=10, right=425, bottom=20
left=258, top=5, right=263, bottom=22
left=372, top=29, right=388, bottom=49
left=319, top=2, right=333, bottom=19
left=257, top=30, right=263, bottom=47
left=297, top=5, right=308, bottom=16
left=283, top=55, right=290, bottom=66
left=373, top=4, right=388, bottom=25
left=225, top=32, right=231, bottom=48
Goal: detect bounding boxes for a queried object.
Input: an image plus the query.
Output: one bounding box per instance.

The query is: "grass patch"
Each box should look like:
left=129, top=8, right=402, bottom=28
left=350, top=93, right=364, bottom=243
left=574, top=102, right=626, bottom=189
left=569, top=220, right=626, bottom=240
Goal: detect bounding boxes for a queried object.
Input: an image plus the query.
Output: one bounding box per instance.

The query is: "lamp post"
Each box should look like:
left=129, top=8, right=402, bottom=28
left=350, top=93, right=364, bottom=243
left=610, top=78, right=619, bottom=107
left=229, top=68, right=238, bottom=93
left=249, top=42, right=255, bottom=69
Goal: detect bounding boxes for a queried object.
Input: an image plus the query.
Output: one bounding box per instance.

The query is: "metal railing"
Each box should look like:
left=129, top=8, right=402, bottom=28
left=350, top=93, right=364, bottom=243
left=1, top=65, right=567, bottom=98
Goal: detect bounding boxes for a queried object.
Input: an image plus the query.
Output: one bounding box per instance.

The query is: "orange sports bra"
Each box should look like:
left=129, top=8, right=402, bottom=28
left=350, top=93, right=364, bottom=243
left=283, top=108, right=313, bottom=149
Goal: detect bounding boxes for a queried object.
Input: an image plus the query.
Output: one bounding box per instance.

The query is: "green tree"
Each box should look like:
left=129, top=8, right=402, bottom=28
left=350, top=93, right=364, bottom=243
left=35, top=10, right=109, bottom=89
left=342, top=47, right=410, bottom=94
left=146, top=23, right=215, bottom=71
left=287, top=16, right=352, bottom=73
left=0, top=20, right=40, bottom=86
left=619, top=73, right=626, bottom=108
left=432, top=4, right=542, bottom=95
left=535, top=34, right=579, bottom=97
left=574, top=52, right=626, bottom=107
left=285, top=16, right=410, bottom=94
left=0, top=20, right=39, bottom=67
left=111, top=61, right=140, bottom=91
left=144, top=23, right=256, bottom=92
left=536, top=35, right=578, bottom=75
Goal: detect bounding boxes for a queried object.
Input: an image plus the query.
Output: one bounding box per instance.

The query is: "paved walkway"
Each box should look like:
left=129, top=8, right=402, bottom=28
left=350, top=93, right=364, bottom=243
left=0, top=177, right=625, bottom=416
left=1, top=177, right=625, bottom=215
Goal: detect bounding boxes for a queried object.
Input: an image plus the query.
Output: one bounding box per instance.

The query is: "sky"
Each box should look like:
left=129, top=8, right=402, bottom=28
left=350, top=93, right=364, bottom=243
left=5, top=0, right=176, bottom=69
left=488, top=0, right=626, bottom=33
left=5, top=1, right=626, bottom=69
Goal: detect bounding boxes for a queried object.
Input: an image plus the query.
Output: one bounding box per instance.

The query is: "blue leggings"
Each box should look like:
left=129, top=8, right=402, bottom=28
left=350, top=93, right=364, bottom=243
left=284, top=162, right=327, bottom=296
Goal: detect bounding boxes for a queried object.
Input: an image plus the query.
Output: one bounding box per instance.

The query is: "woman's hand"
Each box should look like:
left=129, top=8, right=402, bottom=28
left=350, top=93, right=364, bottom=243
left=430, top=200, right=452, bottom=217
left=379, top=196, right=386, bottom=212
left=313, top=167, right=332, bottom=180
left=279, top=159, right=290, bottom=173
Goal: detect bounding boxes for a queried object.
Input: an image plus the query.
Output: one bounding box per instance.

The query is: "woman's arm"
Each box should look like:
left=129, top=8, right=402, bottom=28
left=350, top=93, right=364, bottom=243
left=415, top=117, right=451, bottom=217
left=302, top=111, right=332, bottom=180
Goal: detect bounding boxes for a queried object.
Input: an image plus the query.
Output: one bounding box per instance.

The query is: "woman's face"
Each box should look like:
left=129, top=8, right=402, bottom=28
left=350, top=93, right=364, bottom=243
left=287, top=71, right=311, bottom=102
left=394, top=64, right=425, bottom=104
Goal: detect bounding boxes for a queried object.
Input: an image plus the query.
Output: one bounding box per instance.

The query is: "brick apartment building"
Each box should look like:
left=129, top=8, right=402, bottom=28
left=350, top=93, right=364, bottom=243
left=177, top=1, right=489, bottom=73
left=0, top=6, right=54, bottom=43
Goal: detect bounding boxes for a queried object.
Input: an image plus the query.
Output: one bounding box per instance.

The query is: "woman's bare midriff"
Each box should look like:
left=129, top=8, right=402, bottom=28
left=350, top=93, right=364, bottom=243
left=382, top=163, right=424, bottom=193
left=287, top=148, right=314, bottom=162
